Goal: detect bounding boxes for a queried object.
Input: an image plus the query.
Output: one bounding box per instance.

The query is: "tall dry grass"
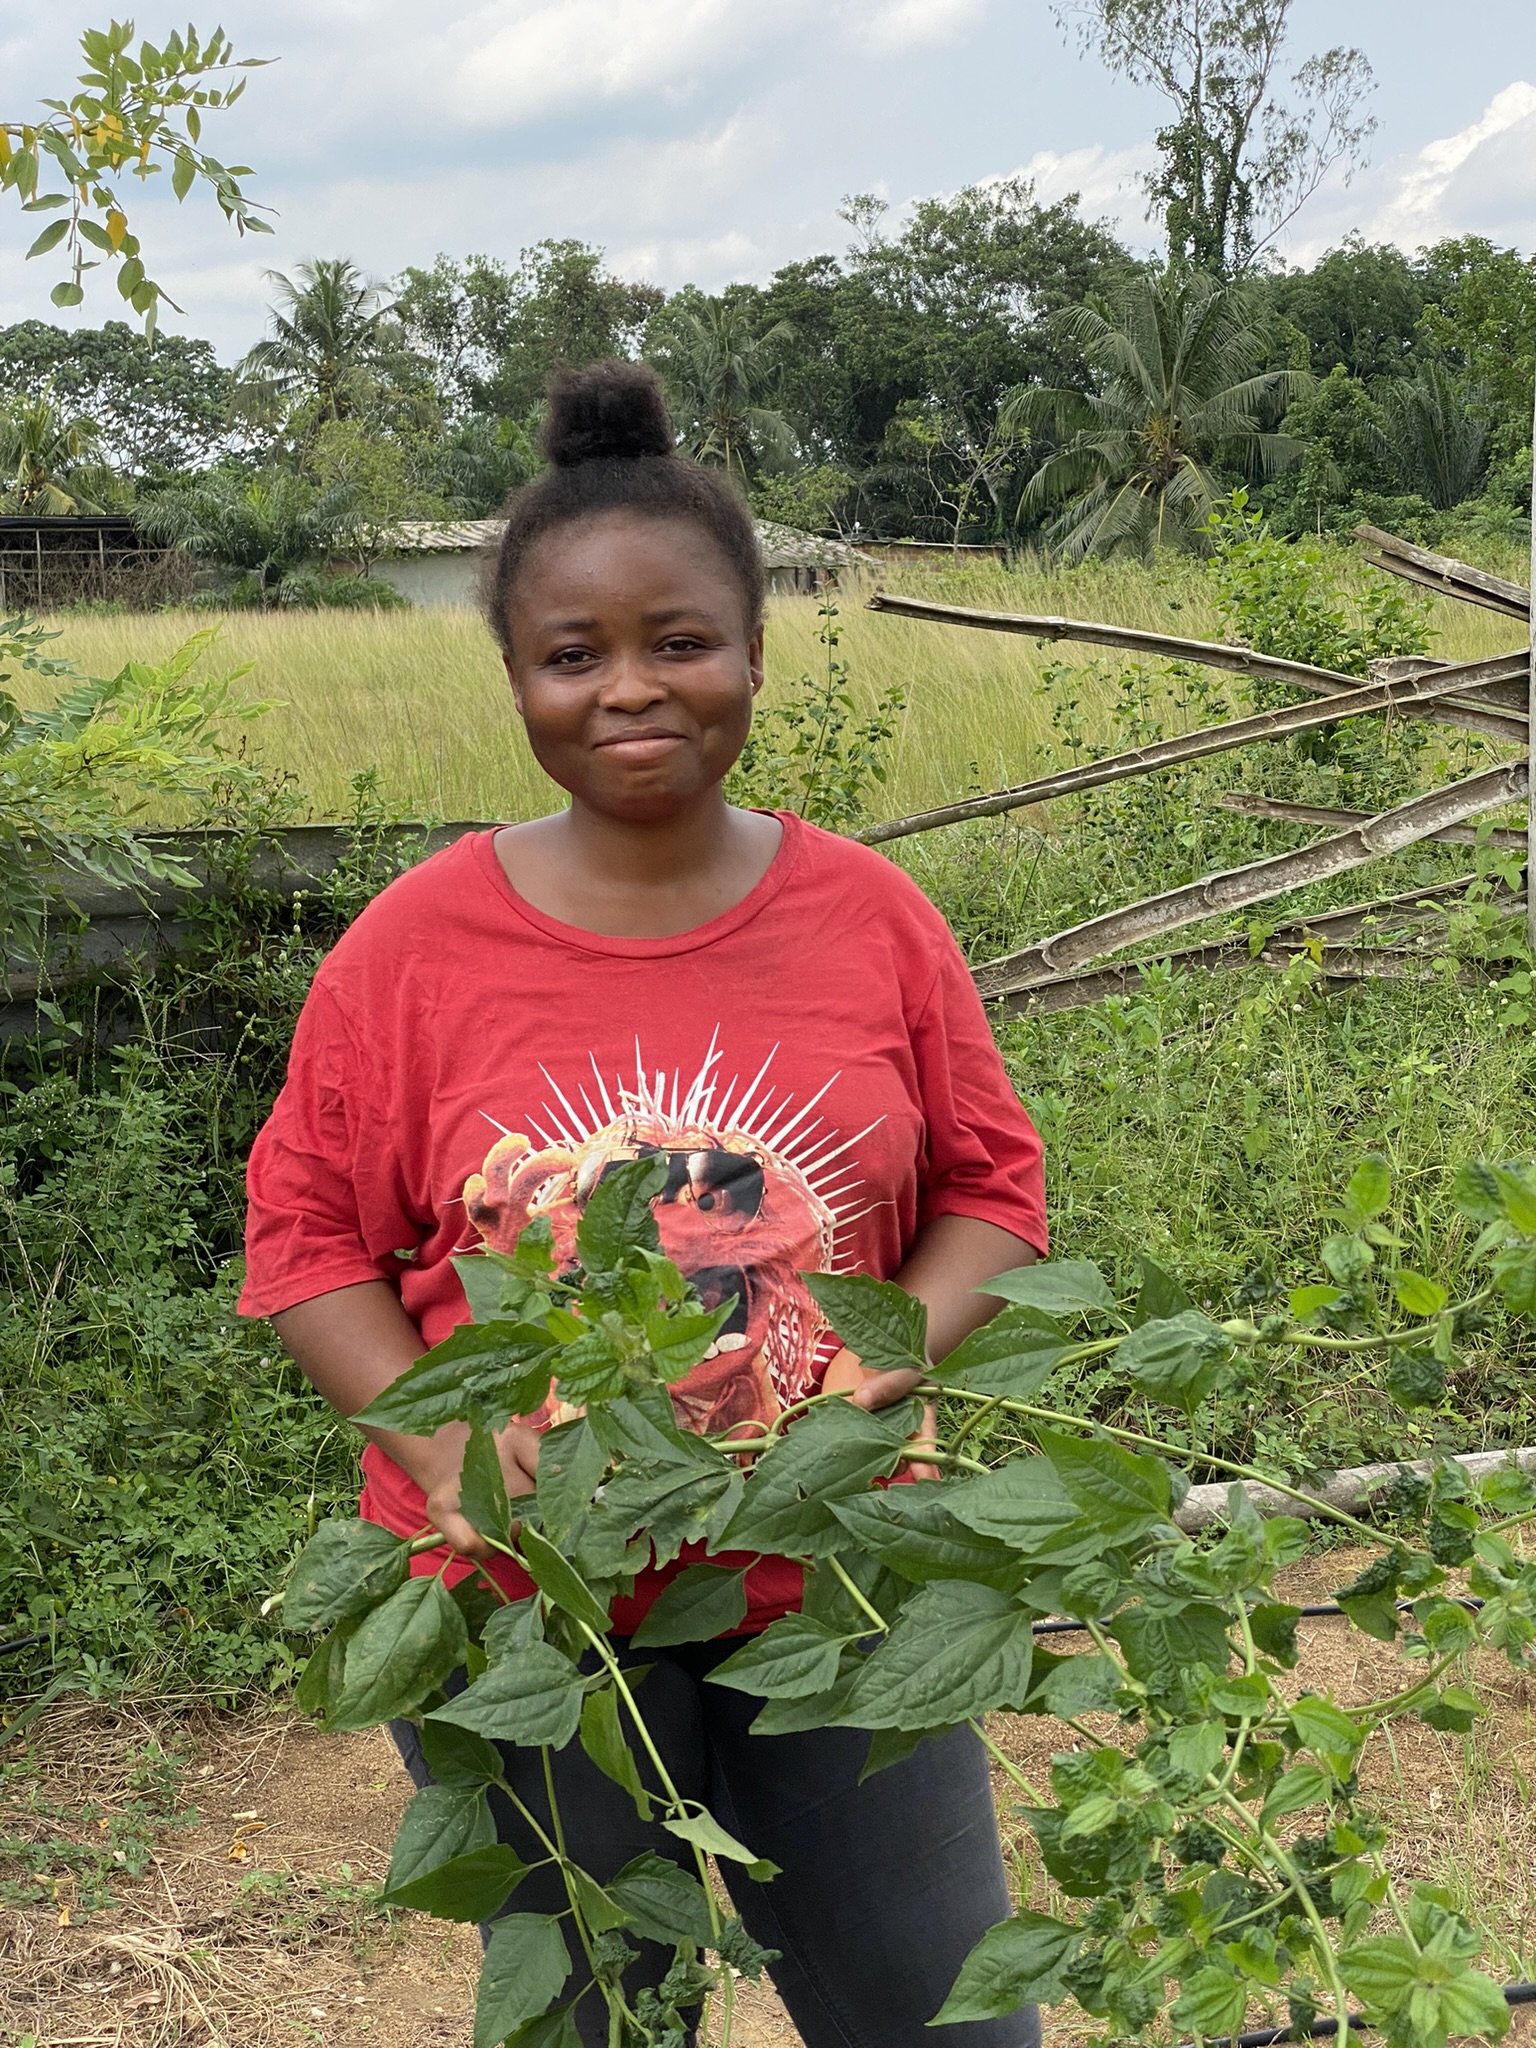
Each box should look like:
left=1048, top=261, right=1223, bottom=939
left=34, top=550, right=1525, bottom=823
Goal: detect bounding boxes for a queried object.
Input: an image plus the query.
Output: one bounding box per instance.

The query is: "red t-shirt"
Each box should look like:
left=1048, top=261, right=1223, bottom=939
left=241, top=816, right=1047, bottom=1631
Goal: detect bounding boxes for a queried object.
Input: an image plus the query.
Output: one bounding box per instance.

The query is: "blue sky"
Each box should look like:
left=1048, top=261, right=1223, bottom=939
left=2, top=0, right=1533, bottom=361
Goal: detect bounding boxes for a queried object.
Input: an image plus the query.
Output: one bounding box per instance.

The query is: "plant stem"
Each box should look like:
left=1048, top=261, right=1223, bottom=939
left=825, top=1555, right=889, bottom=1634
left=968, top=1716, right=1047, bottom=1804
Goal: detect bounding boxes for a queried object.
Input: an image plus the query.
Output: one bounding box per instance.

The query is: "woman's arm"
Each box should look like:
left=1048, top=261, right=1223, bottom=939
left=821, top=1213, right=1039, bottom=1412
left=271, top=1280, right=538, bottom=1562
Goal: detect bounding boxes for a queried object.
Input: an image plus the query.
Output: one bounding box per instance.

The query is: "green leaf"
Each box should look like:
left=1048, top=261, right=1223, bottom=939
left=1418, top=1685, right=1482, bottom=1733
left=1110, top=1602, right=1231, bottom=1695
left=715, top=1399, right=916, bottom=1556
left=428, top=1641, right=586, bottom=1749
left=1492, top=1244, right=1536, bottom=1315
left=579, top=1686, right=651, bottom=1818
left=26, top=218, right=69, bottom=258
left=1493, top=1166, right=1536, bottom=1237
left=858, top=1725, right=947, bottom=1780
left=839, top=1581, right=1033, bottom=1731
left=629, top=1565, right=748, bottom=1648
left=1342, top=1154, right=1391, bottom=1225
left=924, top=1308, right=1068, bottom=1397
left=1038, top=1429, right=1172, bottom=1542
left=171, top=148, right=196, bottom=200
left=501, top=2008, right=582, bottom=2048
left=385, top=1842, right=527, bottom=1921
left=802, top=1271, right=928, bottom=1373
left=827, top=1483, right=1031, bottom=1590
left=461, top=1427, right=513, bottom=1546
left=576, top=1156, right=664, bottom=1273
left=284, top=1519, right=408, bottom=1630
left=983, top=1260, right=1116, bottom=1317
left=294, top=1620, right=355, bottom=1718
left=567, top=1866, right=630, bottom=1933
left=1288, top=1282, right=1347, bottom=1323
left=1452, top=1162, right=1504, bottom=1223
left=1389, top=1268, right=1448, bottom=1317
left=1018, top=1649, right=1121, bottom=1720
left=517, top=1527, right=610, bottom=1635
left=475, top=1915, right=572, bottom=2048
left=1134, top=1257, right=1192, bottom=1326
left=329, top=1576, right=467, bottom=1731
left=645, top=1302, right=736, bottom=1380
left=1288, top=1697, right=1365, bottom=1776
left=1261, top=1761, right=1332, bottom=1823
left=535, top=1418, right=609, bottom=1544
left=1171, top=1965, right=1249, bottom=2041
left=1248, top=1602, right=1302, bottom=1668
left=357, top=1321, right=556, bottom=1435
left=419, top=1720, right=503, bottom=1790
left=1386, top=1348, right=1446, bottom=1410
left=385, top=1784, right=495, bottom=1895
left=605, top=1851, right=714, bottom=1945
left=931, top=1911, right=1083, bottom=2023
left=947, top=1458, right=1109, bottom=1565
left=600, top=1458, right=743, bottom=1568
left=709, top=1614, right=850, bottom=1699
left=662, top=1806, right=779, bottom=1883
left=1116, top=1310, right=1230, bottom=1414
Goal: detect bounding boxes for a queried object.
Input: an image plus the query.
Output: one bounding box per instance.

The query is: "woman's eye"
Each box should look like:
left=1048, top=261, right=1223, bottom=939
left=660, top=635, right=705, bottom=654
left=549, top=646, right=596, bottom=667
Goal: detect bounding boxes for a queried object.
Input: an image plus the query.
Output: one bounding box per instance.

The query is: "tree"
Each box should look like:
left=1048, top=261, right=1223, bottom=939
left=394, top=243, right=663, bottom=423
left=648, top=296, right=796, bottom=479
left=1054, top=0, right=1375, bottom=274
left=1417, top=236, right=1536, bottom=458
left=2, top=21, right=270, bottom=328
left=0, top=318, right=237, bottom=475
left=1269, top=236, right=1428, bottom=381
left=305, top=418, right=447, bottom=573
left=1378, top=362, right=1490, bottom=512
left=241, top=259, right=399, bottom=424
left=429, top=414, right=539, bottom=518
left=0, top=393, right=110, bottom=512
left=136, top=468, right=360, bottom=602
left=1003, top=267, right=1305, bottom=558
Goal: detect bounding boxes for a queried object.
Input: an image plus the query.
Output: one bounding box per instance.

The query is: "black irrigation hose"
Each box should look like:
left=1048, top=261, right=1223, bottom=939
left=0, top=1633, right=47, bottom=1659
left=1206, top=1982, right=1536, bottom=2048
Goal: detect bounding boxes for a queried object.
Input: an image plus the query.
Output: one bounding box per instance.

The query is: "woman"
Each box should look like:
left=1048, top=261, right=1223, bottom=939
left=242, top=360, right=1048, bottom=2048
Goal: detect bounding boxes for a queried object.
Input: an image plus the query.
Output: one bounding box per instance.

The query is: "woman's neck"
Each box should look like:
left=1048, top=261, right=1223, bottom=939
left=494, top=796, right=784, bottom=938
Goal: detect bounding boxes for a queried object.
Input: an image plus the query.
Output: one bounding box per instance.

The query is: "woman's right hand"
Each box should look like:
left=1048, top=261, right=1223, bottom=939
left=421, top=1423, right=542, bottom=1562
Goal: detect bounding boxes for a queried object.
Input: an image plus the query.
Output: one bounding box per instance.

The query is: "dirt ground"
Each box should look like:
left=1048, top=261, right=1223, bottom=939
left=3, top=1551, right=1535, bottom=2048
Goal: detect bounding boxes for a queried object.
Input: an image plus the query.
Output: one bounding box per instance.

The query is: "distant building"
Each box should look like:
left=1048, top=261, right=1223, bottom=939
left=0, top=513, right=189, bottom=610
left=371, top=516, right=873, bottom=608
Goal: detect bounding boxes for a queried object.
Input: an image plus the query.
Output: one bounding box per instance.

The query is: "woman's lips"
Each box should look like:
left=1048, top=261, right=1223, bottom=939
left=595, top=731, right=687, bottom=762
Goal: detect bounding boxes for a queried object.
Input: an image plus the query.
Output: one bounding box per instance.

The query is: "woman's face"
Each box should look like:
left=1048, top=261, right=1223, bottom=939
left=502, top=510, right=764, bottom=823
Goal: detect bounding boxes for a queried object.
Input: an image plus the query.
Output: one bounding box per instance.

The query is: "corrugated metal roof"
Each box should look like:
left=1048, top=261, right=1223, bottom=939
left=381, top=515, right=871, bottom=570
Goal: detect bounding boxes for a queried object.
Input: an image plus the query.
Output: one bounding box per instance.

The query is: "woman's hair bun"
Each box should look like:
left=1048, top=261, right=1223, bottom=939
left=540, top=360, right=675, bottom=468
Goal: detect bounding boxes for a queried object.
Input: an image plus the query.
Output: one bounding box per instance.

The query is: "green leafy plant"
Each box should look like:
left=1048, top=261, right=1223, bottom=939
left=3, top=21, right=271, bottom=328
left=728, top=596, right=904, bottom=832
left=280, top=1151, right=1536, bottom=2047
left=0, top=616, right=259, bottom=960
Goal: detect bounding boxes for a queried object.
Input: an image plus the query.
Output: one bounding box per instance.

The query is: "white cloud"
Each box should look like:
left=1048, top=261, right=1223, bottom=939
left=862, top=0, right=987, bottom=54
left=451, top=0, right=751, bottom=123
left=1005, top=140, right=1157, bottom=238
left=1286, top=80, right=1536, bottom=262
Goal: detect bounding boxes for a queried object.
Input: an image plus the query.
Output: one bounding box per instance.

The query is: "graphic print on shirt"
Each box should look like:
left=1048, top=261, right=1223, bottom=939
left=459, top=1034, right=878, bottom=1434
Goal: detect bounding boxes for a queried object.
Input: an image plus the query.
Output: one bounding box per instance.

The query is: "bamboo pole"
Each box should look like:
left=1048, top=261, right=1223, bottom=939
left=864, top=589, right=1529, bottom=740
left=857, top=652, right=1527, bottom=847
left=975, top=759, right=1529, bottom=996
left=1175, top=1446, right=1536, bottom=1531
left=1353, top=524, right=1531, bottom=621
left=1215, top=791, right=1528, bottom=852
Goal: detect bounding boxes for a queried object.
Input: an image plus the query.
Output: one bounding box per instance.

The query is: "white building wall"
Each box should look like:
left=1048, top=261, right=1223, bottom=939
left=374, top=552, right=485, bottom=608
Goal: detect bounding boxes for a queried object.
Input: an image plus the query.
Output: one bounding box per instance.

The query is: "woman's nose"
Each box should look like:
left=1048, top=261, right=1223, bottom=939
left=597, top=652, right=667, bottom=708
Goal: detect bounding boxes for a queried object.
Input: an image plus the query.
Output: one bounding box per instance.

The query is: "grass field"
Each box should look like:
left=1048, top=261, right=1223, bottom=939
left=36, top=551, right=1526, bottom=825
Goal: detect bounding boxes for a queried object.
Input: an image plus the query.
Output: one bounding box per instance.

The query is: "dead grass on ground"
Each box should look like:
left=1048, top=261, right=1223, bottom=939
left=5, top=1548, right=1535, bottom=2048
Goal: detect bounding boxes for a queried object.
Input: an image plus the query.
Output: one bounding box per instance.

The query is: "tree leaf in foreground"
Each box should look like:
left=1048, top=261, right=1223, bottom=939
left=708, top=1613, right=851, bottom=1699
left=715, top=1399, right=917, bottom=1556
left=838, top=1581, right=1034, bottom=1730
left=427, top=1640, right=587, bottom=1749
left=630, top=1565, right=749, bottom=1648
left=329, top=1576, right=467, bottom=1730
left=983, top=1260, right=1116, bottom=1317
left=385, top=1784, right=496, bottom=1895
left=662, top=1806, right=779, bottom=1882
left=284, top=1518, right=408, bottom=1631
left=605, top=1850, right=715, bottom=1945
left=802, top=1270, right=928, bottom=1373
left=384, top=1842, right=528, bottom=1921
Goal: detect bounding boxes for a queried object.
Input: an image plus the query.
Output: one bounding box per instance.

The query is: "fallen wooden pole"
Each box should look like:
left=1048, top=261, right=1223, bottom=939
left=991, top=876, right=1527, bottom=1015
left=858, top=653, right=1528, bottom=847
left=975, top=758, right=1530, bottom=995
left=864, top=588, right=1529, bottom=744
left=1215, top=790, right=1529, bottom=852
left=1175, top=1445, right=1536, bottom=1531
left=1353, top=523, right=1531, bottom=621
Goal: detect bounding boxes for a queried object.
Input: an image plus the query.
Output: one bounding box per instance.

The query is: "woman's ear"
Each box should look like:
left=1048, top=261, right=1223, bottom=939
left=747, top=626, right=765, bottom=697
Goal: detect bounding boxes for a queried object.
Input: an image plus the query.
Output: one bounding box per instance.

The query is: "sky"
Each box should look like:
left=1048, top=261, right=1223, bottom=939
left=1, top=0, right=1533, bottom=362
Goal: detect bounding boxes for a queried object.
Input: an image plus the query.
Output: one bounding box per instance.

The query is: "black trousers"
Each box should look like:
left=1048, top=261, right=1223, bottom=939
left=391, top=1637, right=1040, bottom=2048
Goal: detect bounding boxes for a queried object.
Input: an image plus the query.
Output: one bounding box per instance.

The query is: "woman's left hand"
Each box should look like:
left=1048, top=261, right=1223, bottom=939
left=822, top=1347, right=940, bottom=1481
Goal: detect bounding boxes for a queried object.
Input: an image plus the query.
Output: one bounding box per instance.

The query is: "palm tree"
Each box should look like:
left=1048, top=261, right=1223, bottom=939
left=240, top=258, right=393, bottom=421
left=0, top=395, right=109, bottom=513
left=136, top=469, right=360, bottom=602
left=656, top=301, right=797, bottom=480
left=1002, top=269, right=1308, bottom=561
left=1378, top=362, right=1488, bottom=511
